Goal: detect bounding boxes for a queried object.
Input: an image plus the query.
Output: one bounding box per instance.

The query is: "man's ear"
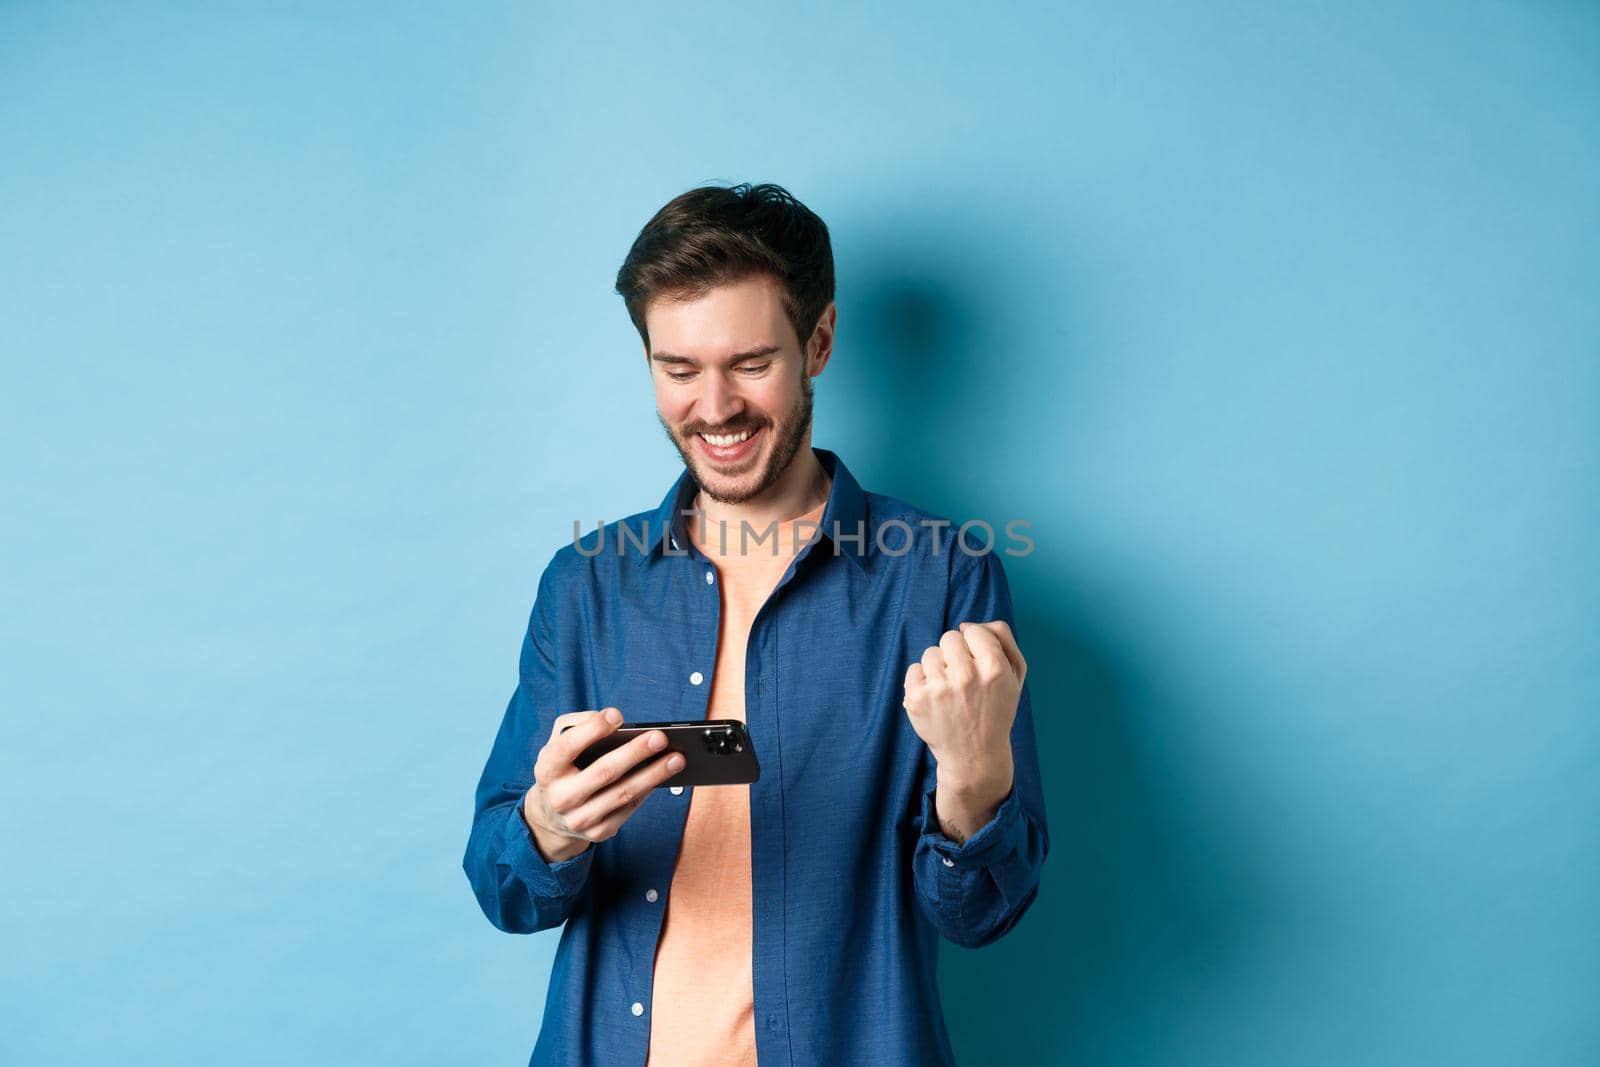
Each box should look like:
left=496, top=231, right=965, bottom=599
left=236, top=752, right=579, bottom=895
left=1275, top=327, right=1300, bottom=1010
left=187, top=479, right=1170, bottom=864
left=806, top=301, right=837, bottom=376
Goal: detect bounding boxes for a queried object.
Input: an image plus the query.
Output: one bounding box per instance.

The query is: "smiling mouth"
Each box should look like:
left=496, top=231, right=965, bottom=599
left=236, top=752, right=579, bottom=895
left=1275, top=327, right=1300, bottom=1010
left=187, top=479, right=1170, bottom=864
left=698, top=428, right=756, bottom=447
left=694, top=425, right=763, bottom=463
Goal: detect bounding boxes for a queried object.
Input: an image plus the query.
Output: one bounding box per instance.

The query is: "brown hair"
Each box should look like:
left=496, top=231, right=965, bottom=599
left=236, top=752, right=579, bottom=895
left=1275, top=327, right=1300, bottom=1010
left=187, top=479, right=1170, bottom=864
left=614, top=182, right=834, bottom=352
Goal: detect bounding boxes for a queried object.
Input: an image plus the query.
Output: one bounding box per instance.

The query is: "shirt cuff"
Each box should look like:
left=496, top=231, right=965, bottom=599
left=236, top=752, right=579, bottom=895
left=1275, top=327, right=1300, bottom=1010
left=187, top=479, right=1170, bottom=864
left=501, top=801, right=593, bottom=898
left=918, top=780, right=1024, bottom=871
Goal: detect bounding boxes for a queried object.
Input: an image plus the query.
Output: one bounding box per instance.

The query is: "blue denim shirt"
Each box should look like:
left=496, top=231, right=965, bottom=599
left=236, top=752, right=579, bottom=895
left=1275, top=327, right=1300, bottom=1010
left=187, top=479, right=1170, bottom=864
left=463, top=448, right=1048, bottom=1066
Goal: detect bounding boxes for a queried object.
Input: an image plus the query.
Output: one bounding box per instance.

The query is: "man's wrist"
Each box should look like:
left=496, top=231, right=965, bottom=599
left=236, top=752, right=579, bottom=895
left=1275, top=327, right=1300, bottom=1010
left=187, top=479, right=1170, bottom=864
left=520, top=793, right=590, bottom=863
left=933, top=758, right=1013, bottom=845
left=935, top=753, right=1013, bottom=805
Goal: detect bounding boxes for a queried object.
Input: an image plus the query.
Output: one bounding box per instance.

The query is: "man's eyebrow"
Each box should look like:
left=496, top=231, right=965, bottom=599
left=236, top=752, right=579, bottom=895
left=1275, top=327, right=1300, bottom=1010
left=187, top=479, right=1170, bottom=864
left=649, top=345, right=783, bottom=366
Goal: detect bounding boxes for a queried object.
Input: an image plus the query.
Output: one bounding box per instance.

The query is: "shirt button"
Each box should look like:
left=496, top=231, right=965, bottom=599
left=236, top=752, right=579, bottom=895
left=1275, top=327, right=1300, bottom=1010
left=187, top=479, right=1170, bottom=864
left=706, top=569, right=715, bottom=584
left=645, top=888, right=659, bottom=903
left=670, top=786, right=684, bottom=795
left=941, top=856, right=956, bottom=868
left=689, top=671, right=704, bottom=685
left=631, top=1001, right=644, bottom=1017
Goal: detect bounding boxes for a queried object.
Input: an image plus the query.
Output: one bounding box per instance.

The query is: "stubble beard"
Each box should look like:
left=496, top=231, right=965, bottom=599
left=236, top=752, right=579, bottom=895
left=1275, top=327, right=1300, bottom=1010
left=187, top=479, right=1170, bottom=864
left=659, top=371, right=814, bottom=507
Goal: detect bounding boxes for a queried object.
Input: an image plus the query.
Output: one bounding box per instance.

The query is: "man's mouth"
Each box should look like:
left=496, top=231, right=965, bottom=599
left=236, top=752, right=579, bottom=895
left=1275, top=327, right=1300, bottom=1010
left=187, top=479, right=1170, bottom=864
left=695, top=425, right=762, bottom=464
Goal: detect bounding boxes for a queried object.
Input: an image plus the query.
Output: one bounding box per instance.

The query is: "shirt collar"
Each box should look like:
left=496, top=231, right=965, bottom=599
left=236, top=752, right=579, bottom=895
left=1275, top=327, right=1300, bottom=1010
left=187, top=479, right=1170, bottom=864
left=635, top=446, right=869, bottom=570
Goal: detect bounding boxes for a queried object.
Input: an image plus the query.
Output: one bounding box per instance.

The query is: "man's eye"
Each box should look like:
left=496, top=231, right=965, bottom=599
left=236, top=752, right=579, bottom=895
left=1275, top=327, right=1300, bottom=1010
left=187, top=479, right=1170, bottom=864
left=738, top=363, right=771, bottom=375
left=667, top=370, right=695, bottom=382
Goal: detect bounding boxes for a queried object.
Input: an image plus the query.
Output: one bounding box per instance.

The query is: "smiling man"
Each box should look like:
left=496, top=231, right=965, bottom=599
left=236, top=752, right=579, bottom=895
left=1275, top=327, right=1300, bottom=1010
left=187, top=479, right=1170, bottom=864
left=463, top=182, right=1049, bottom=1067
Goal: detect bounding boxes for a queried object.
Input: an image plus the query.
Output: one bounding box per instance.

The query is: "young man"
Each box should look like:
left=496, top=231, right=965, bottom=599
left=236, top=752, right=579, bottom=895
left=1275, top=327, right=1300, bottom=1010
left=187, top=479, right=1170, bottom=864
left=463, top=183, right=1048, bottom=1066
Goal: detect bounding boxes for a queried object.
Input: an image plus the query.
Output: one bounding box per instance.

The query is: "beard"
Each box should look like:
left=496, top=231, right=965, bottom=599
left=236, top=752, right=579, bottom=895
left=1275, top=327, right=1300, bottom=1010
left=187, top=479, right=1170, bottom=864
left=659, top=370, right=814, bottom=506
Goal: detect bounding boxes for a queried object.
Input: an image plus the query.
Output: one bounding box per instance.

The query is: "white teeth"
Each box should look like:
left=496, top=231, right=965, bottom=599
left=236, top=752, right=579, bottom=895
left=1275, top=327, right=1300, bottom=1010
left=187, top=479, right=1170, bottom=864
left=701, top=430, right=753, bottom=447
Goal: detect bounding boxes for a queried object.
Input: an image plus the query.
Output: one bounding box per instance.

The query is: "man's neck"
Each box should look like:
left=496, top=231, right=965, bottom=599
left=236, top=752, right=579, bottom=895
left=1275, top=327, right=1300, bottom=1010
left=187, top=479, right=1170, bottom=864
left=691, top=446, right=831, bottom=551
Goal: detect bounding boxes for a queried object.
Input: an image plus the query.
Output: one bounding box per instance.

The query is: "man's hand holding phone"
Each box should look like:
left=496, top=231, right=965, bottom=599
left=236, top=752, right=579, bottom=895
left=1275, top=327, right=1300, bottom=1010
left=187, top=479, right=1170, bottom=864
left=520, top=707, right=685, bottom=863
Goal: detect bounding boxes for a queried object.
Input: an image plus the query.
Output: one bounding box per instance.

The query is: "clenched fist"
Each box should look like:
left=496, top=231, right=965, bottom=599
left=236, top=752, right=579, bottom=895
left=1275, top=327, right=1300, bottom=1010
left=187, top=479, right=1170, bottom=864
left=903, top=620, right=1027, bottom=842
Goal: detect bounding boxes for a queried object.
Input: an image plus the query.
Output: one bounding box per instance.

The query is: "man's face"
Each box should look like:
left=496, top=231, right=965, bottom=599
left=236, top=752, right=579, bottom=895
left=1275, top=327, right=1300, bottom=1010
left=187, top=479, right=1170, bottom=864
left=646, top=274, right=819, bottom=506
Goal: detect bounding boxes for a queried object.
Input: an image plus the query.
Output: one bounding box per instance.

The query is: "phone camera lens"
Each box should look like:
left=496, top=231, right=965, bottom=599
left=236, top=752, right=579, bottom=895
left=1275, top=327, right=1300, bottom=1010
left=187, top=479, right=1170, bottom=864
left=702, top=727, right=738, bottom=756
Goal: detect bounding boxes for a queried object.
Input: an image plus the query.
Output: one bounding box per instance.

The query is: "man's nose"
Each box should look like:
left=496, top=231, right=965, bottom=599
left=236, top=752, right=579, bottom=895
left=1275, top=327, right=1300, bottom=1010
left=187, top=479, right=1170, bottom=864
left=696, top=371, right=743, bottom=427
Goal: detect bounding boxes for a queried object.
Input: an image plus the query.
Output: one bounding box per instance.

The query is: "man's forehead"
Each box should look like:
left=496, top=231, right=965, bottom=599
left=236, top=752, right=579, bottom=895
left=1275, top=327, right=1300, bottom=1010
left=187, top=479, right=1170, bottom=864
left=644, top=276, right=794, bottom=361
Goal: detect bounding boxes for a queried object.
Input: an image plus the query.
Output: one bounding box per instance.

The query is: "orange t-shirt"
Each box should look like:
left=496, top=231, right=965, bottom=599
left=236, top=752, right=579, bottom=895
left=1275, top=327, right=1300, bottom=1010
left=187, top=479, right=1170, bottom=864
left=645, top=495, right=828, bottom=1067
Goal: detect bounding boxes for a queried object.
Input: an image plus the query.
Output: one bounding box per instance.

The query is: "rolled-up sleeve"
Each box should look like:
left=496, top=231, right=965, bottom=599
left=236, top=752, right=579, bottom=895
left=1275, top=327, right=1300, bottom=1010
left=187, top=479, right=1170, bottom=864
left=911, top=549, right=1050, bottom=948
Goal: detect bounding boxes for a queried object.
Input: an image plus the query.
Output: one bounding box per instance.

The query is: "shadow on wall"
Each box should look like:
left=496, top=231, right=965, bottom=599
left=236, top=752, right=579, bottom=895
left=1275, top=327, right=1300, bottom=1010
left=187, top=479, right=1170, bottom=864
left=847, top=243, right=1268, bottom=1066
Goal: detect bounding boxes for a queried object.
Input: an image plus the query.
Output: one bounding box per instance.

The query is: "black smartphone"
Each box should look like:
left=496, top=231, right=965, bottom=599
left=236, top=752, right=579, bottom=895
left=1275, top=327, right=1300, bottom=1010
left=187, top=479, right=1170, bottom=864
left=562, top=719, right=760, bottom=788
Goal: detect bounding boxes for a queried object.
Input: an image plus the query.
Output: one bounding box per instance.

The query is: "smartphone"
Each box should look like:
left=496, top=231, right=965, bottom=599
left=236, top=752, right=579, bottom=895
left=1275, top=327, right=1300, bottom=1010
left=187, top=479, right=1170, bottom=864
left=562, top=719, right=760, bottom=788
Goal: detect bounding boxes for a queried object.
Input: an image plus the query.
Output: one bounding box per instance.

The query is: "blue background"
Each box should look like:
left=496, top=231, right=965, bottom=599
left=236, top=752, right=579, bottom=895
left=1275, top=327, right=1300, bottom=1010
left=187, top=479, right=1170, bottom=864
left=3, top=3, right=1596, bottom=1064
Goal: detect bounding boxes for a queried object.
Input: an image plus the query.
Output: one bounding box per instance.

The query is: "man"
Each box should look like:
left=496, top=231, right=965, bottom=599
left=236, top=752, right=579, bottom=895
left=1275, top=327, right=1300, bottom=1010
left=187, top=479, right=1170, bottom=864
left=463, top=182, right=1048, bottom=1066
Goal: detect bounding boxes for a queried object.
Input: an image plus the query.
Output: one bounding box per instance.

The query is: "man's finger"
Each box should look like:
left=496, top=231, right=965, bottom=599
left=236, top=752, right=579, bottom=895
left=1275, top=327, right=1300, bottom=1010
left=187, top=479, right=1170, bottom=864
left=958, top=622, right=1012, bottom=679
left=580, top=791, right=652, bottom=842
left=549, top=710, right=589, bottom=736
left=565, top=749, right=687, bottom=834
left=547, top=708, right=622, bottom=770
left=578, top=796, right=646, bottom=843
left=953, top=620, right=1004, bottom=681
left=979, top=620, right=1027, bottom=683
left=566, top=729, right=670, bottom=808
left=549, top=707, right=615, bottom=742
left=938, top=629, right=975, bottom=683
